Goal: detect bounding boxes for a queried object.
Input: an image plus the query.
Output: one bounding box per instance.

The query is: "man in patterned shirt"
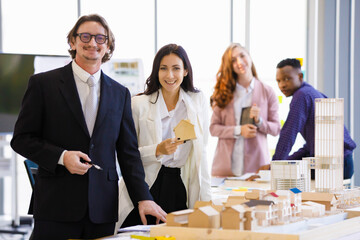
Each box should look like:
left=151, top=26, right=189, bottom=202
left=257, top=58, right=356, bottom=179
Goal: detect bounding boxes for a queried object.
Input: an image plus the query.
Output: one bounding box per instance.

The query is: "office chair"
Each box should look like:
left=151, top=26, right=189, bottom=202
left=23, top=159, right=38, bottom=216
left=23, top=160, right=38, bottom=240
left=24, top=159, right=38, bottom=191
left=0, top=160, right=37, bottom=238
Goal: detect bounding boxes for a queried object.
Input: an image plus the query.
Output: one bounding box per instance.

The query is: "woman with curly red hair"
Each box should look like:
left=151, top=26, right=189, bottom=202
left=210, top=43, right=280, bottom=177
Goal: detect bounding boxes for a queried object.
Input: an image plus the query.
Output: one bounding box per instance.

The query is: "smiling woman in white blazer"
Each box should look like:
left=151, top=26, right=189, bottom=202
left=117, top=44, right=211, bottom=228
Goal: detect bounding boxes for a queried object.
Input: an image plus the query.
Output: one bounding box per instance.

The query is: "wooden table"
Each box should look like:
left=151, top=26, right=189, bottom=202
left=150, top=215, right=360, bottom=240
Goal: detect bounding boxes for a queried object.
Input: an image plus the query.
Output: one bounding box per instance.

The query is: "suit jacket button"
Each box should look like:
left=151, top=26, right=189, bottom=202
left=90, top=144, right=95, bottom=149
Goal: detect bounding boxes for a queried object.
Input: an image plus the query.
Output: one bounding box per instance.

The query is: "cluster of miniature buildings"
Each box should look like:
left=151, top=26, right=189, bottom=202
left=166, top=187, right=360, bottom=231
left=166, top=188, right=339, bottom=230
left=165, top=98, right=360, bottom=231
left=166, top=188, right=360, bottom=231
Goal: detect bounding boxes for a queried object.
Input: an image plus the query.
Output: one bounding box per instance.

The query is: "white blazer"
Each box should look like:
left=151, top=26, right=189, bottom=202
left=117, top=88, right=212, bottom=227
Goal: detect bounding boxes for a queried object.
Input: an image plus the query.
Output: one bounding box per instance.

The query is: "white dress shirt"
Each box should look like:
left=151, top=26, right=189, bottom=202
left=158, top=90, right=192, bottom=168
left=231, top=78, right=254, bottom=176
left=58, top=61, right=101, bottom=165
left=72, top=61, right=101, bottom=113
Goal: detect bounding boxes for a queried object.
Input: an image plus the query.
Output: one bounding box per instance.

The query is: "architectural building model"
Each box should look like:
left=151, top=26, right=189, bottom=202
left=173, top=119, right=196, bottom=141
left=270, top=160, right=310, bottom=192
left=165, top=188, right=344, bottom=231
left=188, top=206, right=220, bottom=229
left=301, top=201, right=325, bottom=217
left=166, top=209, right=194, bottom=227
left=270, top=98, right=345, bottom=193
left=314, top=98, right=344, bottom=192
left=335, top=187, right=360, bottom=209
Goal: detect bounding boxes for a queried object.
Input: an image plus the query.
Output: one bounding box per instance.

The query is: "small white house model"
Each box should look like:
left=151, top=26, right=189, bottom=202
left=288, top=188, right=303, bottom=218
left=263, top=192, right=292, bottom=224
left=301, top=201, right=325, bottom=218
left=244, top=200, right=276, bottom=227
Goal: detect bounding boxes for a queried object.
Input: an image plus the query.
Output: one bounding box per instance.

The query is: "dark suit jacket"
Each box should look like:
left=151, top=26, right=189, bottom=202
left=11, top=62, right=152, bottom=224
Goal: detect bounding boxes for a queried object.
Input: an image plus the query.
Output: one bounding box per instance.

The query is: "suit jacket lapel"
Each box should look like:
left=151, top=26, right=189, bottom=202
left=148, top=91, right=162, bottom=143
left=93, top=72, right=111, bottom=135
left=58, top=63, right=89, bottom=136
left=182, top=90, right=201, bottom=170
left=182, top=89, right=197, bottom=131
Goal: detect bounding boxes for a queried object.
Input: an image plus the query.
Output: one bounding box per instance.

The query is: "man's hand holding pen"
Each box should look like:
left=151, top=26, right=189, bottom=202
left=80, top=158, right=103, bottom=170
left=63, top=151, right=102, bottom=175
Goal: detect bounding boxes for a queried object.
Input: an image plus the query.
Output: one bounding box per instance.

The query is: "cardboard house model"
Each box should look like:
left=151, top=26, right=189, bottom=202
left=245, top=189, right=267, bottom=200
left=173, top=119, right=196, bottom=141
left=301, top=192, right=338, bottom=211
left=166, top=209, right=194, bottom=227
left=224, top=195, right=249, bottom=207
left=222, top=204, right=247, bottom=230
left=194, top=200, right=223, bottom=212
left=188, top=206, right=220, bottom=229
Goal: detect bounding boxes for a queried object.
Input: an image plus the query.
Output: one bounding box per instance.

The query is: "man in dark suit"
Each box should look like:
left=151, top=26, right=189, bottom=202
left=11, top=14, right=166, bottom=240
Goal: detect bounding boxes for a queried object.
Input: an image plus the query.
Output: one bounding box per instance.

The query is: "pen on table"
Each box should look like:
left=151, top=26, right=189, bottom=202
left=80, top=158, right=103, bottom=171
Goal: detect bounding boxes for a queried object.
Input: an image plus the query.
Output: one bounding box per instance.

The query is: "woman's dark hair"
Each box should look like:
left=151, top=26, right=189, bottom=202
left=67, top=14, right=115, bottom=63
left=143, top=44, right=198, bottom=98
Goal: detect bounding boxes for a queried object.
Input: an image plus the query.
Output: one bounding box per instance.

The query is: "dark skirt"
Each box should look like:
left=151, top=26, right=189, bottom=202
left=121, top=165, right=187, bottom=227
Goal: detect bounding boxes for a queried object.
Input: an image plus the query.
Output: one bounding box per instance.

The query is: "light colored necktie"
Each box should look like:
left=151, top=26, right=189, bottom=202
left=84, top=76, right=98, bottom=136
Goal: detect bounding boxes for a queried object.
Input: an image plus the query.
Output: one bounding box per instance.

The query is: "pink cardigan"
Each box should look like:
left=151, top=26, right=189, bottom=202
left=210, top=79, right=280, bottom=176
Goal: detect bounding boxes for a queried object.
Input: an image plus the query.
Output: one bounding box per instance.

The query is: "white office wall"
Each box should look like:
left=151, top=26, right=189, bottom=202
left=232, top=0, right=247, bottom=45
left=250, top=0, right=307, bottom=82
left=157, top=0, right=230, bottom=84
left=2, top=0, right=76, bottom=55
left=80, top=0, right=155, bottom=87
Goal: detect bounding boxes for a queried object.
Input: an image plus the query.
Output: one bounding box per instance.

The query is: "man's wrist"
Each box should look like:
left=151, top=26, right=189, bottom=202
left=58, top=150, right=67, bottom=165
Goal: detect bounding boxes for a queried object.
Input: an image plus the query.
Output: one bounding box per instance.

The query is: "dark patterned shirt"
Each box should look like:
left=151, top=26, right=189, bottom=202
left=273, top=82, right=356, bottom=160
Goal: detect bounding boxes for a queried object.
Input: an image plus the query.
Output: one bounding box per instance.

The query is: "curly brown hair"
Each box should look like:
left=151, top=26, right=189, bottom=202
left=210, top=43, right=258, bottom=108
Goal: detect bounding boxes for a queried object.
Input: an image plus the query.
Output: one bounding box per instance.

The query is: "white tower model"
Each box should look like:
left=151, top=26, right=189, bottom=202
left=315, top=98, right=344, bottom=192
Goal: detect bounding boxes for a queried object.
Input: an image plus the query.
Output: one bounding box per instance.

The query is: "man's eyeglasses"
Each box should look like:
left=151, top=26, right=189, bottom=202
left=76, top=33, right=108, bottom=44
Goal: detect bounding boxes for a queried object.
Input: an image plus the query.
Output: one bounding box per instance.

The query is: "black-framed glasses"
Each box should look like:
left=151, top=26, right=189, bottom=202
left=76, top=33, right=108, bottom=44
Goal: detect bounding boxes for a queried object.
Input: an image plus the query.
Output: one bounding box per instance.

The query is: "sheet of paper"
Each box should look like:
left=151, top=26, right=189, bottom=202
left=118, top=224, right=152, bottom=233
left=211, top=177, right=225, bottom=187
left=226, top=172, right=256, bottom=181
